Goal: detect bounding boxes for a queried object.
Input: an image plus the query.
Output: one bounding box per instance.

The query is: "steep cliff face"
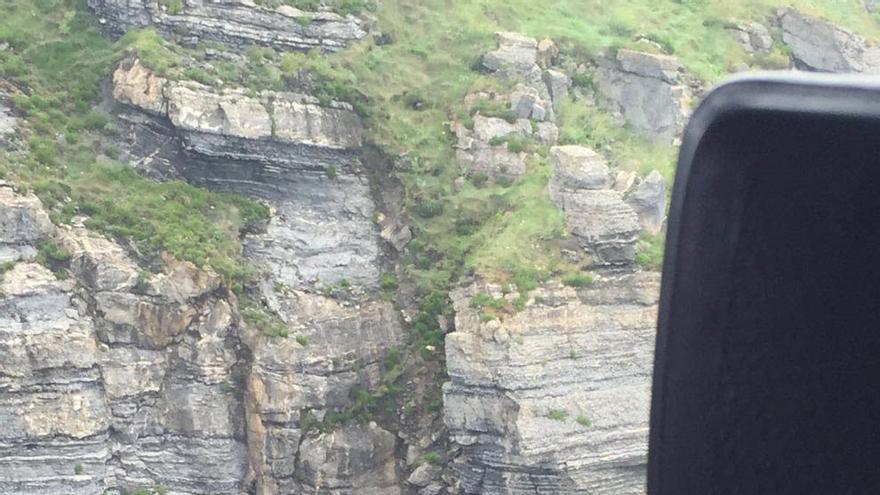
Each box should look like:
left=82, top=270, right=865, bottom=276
left=0, top=184, right=249, bottom=494
left=444, top=274, right=660, bottom=494
left=88, top=0, right=370, bottom=52
left=110, top=45, right=407, bottom=493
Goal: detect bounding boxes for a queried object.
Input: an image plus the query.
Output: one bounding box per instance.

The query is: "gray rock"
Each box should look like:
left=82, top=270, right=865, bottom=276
left=444, top=274, right=660, bottom=494
left=56, top=224, right=140, bottom=292
left=510, top=83, right=553, bottom=121
left=0, top=91, right=18, bottom=145
left=534, top=121, right=559, bottom=145
left=482, top=32, right=539, bottom=77
left=296, top=422, right=401, bottom=494
left=727, top=21, right=773, bottom=53
left=549, top=146, right=640, bottom=264
left=780, top=8, right=880, bottom=73
left=543, top=69, right=571, bottom=110
left=244, top=293, right=406, bottom=493
left=626, top=170, right=667, bottom=234
left=0, top=184, right=53, bottom=263
left=88, top=0, right=369, bottom=52
left=408, top=463, right=442, bottom=487
left=548, top=146, right=611, bottom=191
left=593, top=49, right=693, bottom=143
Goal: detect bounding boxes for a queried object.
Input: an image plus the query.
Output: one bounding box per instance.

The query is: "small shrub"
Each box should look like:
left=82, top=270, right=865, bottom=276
left=73, top=463, right=83, bottom=475
left=562, top=272, right=594, bottom=288
left=505, top=135, right=530, bottom=153
left=325, top=165, right=338, bottom=179
left=548, top=409, right=568, bottom=421
left=380, top=273, right=398, bottom=292
left=421, top=451, right=441, bottom=465
left=469, top=292, right=504, bottom=310
left=470, top=172, right=489, bottom=188
left=158, top=0, right=184, bottom=14
left=576, top=415, right=591, bottom=427
left=488, top=135, right=507, bottom=146
left=414, top=200, right=444, bottom=219
left=296, top=335, right=309, bottom=346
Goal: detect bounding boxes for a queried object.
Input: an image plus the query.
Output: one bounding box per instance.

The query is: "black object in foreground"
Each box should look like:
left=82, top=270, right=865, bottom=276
left=648, top=74, right=880, bottom=495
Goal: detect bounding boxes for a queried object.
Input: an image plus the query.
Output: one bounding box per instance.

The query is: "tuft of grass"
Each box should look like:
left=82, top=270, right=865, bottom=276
left=635, top=233, right=665, bottom=270
left=548, top=409, right=568, bottom=421
left=562, top=272, right=594, bottom=288
left=576, top=415, right=591, bottom=427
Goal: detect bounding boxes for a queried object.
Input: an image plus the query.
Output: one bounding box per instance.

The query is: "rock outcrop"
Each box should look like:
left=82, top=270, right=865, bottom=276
left=243, top=291, right=405, bottom=494
left=625, top=170, right=666, bottom=235
left=0, top=186, right=250, bottom=494
left=444, top=273, right=661, bottom=494
left=0, top=184, right=53, bottom=263
left=727, top=21, right=773, bottom=53
left=780, top=8, right=880, bottom=73
left=88, top=0, right=369, bottom=52
left=549, top=145, right=641, bottom=265
left=593, top=49, right=693, bottom=143
left=110, top=55, right=407, bottom=493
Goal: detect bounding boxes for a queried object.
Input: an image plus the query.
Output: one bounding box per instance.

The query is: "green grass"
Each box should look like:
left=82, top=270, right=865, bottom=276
left=562, top=271, right=594, bottom=288
left=0, top=0, right=269, bottom=281
left=576, top=415, right=591, bottom=427
left=548, top=409, right=568, bottom=421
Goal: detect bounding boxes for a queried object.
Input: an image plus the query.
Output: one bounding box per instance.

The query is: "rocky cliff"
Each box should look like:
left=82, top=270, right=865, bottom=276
left=89, top=0, right=370, bottom=52
left=4, top=2, right=877, bottom=495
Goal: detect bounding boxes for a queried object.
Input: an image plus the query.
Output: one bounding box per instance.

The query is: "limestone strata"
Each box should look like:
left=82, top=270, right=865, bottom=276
left=0, top=184, right=53, bottom=263
left=549, top=145, right=641, bottom=265
left=444, top=273, right=660, bottom=494
left=113, top=60, right=363, bottom=153
left=780, top=8, right=880, bottom=73
left=88, top=0, right=369, bottom=52
left=243, top=292, right=405, bottom=494
left=0, top=263, right=111, bottom=495
left=593, top=49, right=693, bottom=143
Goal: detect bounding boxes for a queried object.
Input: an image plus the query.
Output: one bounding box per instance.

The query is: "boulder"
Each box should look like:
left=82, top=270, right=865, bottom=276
left=780, top=8, right=880, bottom=73
left=56, top=224, right=140, bottom=292
left=626, top=170, right=667, bottom=234
left=408, top=463, right=443, bottom=487
left=482, top=32, right=539, bottom=77
left=510, top=83, right=550, bottom=121
left=549, top=146, right=612, bottom=193
left=593, top=49, right=692, bottom=143
left=543, top=69, right=571, bottom=110
left=727, top=21, right=773, bottom=53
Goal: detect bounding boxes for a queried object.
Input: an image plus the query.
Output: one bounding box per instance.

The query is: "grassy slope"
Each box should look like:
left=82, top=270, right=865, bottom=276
left=0, top=0, right=268, bottom=280
left=2, top=0, right=877, bottom=290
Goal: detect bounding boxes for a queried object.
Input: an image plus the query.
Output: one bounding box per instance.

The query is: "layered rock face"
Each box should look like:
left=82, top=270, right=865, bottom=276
left=444, top=273, right=661, bottom=494
left=0, top=184, right=248, bottom=494
left=548, top=145, right=641, bottom=265
left=780, top=8, right=880, bottom=73
left=88, top=0, right=369, bottom=52
left=593, top=49, right=693, bottom=144
left=111, top=50, right=406, bottom=493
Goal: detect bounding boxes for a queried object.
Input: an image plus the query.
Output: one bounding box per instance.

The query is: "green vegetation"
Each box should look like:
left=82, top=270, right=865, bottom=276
left=296, top=335, right=309, bottom=346
left=421, top=451, right=442, bottom=465
left=0, top=0, right=269, bottom=282
left=548, top=409, right=568, bottom=421
left=576, top=414, right=591, bottom=427
left=73, top=463, right=83, bottom=475
left=562, top=271, right=594, bottom=288
left=157, top=0, right=184, bottom=15
left=241, top=299, right=290, bottom=337
left=635, top=233, right=665, bottom=271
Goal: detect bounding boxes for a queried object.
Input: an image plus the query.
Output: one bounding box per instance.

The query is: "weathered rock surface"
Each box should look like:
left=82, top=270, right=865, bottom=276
left=549, top=146, right=640, bottom=264
left=88, top=0, right=369, bottom=52
left=0, top=263, right=110, bottom=495
left=243, top=291, right=406, bottom=494
left=780, top=8, right=880, bottom=73
left=593, top=49, right=693, bottom=143
left=0, top=184, right=53, bottom=263
left=482, top=32, right=540, bottom=77
left=625, top=170, right=666, bottom=235
left=727, top=21, right=773, bottom=53
left=0, top=188, right=249, bottom=494
left=444, top=273, right=660, bottom=494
